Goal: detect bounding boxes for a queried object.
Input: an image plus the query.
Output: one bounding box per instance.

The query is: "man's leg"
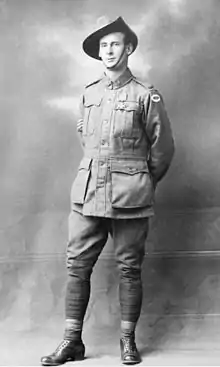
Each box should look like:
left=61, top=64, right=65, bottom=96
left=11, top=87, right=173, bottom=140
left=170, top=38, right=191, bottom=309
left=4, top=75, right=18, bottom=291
left=41, top=211, right=108, bottom=366
left=112, top=217, right=149, bottom=365
left=65, top=210, right=108, bottom=338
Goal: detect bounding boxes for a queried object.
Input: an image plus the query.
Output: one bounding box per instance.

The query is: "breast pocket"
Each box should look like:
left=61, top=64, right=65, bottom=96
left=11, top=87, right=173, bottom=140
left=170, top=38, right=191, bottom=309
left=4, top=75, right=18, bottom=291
left=110, top=161, right=154, bottom=209
left=114, top=100, right=142, bottom=138
left=83, top=97, right=102, bottom=136
left=71, top=157, right=92, bottom=204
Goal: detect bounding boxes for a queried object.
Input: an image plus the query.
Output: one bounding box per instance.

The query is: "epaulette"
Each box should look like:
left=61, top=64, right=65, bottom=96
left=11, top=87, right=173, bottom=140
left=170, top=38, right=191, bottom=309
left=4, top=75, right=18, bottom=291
left=133, top=76, right=154, bottom=90
left=134, top=76, right=162, bottom=102
left=85, top=77, right=102, bottom=89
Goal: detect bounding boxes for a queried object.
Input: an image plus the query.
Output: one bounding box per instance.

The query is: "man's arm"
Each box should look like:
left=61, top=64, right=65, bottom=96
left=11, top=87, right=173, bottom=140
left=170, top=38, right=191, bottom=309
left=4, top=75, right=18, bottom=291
left=143, top=88, right=175, bottom=185
left=76, top=94, right=85, bottom=147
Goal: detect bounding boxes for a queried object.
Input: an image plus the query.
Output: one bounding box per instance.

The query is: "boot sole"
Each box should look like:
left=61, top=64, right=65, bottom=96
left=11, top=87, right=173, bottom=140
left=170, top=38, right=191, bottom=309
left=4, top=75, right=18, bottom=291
left=41, top=352, right=85, bottom=366
left=122, top=358, right=141, bottom=365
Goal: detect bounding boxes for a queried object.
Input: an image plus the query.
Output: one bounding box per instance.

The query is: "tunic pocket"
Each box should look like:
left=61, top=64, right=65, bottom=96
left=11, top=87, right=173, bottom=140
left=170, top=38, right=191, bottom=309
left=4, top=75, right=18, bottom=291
left=114, top=100, right=141, bottom=138
left=83, top=96, right=102, bottom=136
left=71, top=157, right=92, bottom=204
left=110, top=161, right=153, bottom=209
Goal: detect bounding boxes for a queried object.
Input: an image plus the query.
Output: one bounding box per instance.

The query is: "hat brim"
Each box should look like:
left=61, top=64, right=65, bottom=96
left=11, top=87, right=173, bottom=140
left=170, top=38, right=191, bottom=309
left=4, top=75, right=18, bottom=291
left=83, top=17, right=138, bottom=60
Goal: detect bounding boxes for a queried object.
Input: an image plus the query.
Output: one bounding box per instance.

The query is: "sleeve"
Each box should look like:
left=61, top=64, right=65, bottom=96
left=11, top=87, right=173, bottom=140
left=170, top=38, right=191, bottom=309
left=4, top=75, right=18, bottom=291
left=143, top=88, right=175, bottom=184
left=78, top=94, right=84, bottom=122
left=77, top=94, right=85, bottom=147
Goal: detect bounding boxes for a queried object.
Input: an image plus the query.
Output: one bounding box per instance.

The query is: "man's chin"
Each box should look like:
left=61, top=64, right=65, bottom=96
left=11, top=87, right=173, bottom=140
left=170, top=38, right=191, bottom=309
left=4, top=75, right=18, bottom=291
left=106, top=65, right=116, bottom=69
left=102, top=60, right=117, bottom=69
left=105, top=62, right=119, bottom=70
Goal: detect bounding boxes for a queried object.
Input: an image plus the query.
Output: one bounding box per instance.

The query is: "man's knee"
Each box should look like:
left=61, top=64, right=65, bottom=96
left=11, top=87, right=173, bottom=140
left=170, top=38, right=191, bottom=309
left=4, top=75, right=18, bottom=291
left=67, top=258, right=93, bottom=281
left=118, top=264, right=142, bottom=281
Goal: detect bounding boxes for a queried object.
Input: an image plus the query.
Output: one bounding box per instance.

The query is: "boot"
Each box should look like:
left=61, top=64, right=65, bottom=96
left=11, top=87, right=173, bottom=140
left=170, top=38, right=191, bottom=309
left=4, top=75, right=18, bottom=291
left=120, top=336, right=141, bottom=365
left=41, top=339, right=85, bottom=366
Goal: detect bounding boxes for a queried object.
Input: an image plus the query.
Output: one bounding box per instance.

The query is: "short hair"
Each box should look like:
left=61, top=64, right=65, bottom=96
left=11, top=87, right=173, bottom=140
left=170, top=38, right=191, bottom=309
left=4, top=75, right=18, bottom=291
left=124, top=33, right=132, bottom=45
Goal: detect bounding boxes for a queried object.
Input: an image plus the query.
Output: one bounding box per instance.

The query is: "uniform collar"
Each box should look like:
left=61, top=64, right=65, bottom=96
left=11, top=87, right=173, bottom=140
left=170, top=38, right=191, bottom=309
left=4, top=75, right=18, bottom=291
left=102, top=68, right=133, bottom=90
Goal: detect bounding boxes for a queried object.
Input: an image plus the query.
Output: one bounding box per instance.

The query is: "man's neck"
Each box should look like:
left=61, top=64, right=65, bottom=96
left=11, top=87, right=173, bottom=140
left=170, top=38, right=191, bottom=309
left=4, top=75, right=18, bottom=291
left=105, top=65, right=128, bottom=81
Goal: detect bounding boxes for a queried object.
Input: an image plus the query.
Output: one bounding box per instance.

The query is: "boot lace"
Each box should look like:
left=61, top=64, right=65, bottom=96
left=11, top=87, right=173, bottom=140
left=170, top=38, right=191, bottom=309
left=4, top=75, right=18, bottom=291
left=55, top=340, right=70, bottom=356
left=123, top=337, right=136, bottom=353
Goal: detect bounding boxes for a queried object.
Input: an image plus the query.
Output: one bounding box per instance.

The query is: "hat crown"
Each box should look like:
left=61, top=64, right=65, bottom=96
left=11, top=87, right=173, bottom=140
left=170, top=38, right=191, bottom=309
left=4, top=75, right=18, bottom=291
left=95, top=16, right=124, bottom=32
left=96, top=16, right=112, bottom=29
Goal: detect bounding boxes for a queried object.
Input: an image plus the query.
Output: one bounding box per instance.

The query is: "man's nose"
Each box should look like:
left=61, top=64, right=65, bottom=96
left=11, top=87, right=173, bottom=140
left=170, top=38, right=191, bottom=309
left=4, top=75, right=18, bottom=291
left=106, top=45, right=113, bottom=54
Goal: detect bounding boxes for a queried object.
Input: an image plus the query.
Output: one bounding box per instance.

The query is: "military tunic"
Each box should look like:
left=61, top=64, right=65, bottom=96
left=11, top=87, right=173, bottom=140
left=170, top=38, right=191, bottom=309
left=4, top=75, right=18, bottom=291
left=71, top=68, right=174, bottom=218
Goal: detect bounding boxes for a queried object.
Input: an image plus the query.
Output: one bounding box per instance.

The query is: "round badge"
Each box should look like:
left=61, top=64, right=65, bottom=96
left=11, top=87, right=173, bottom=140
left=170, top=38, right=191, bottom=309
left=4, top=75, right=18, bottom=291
left=151, top=94, right=161, bottom=103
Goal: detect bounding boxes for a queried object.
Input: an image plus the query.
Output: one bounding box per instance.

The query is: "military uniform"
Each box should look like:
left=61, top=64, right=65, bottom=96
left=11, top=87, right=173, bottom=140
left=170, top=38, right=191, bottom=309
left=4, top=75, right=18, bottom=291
left=65, top=65, right=174, bottom=325
left=71, top=68, right=174, bottom=218
left=41, top=16, right=175, bottom=367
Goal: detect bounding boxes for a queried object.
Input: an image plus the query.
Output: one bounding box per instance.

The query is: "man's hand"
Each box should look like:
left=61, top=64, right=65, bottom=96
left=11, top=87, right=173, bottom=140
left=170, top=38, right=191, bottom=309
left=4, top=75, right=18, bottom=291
left=77, top=119, right=83, bottom=133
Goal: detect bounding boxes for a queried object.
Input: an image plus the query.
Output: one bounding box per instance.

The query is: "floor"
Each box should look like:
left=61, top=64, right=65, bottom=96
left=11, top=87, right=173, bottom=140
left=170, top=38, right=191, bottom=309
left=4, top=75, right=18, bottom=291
left=1, top=330, right=220, bottom=366
left=2, top=245, right=220, bottom=366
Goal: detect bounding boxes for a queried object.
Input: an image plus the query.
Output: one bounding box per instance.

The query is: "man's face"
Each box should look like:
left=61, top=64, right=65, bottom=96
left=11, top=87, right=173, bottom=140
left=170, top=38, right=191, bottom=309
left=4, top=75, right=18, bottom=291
left=99, top=32, right=132, bottom=70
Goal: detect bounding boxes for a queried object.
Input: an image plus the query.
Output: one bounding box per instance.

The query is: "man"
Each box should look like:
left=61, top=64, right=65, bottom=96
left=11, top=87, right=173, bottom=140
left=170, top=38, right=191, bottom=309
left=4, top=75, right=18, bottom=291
left=41, top=16, right=175, bottom=366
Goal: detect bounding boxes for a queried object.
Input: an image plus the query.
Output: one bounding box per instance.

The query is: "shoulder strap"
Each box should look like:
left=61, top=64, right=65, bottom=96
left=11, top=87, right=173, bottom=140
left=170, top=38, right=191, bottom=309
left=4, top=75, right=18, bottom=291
left=85, top=77, right=102, bottom=89
left=133, top=76, right=154, bottom=90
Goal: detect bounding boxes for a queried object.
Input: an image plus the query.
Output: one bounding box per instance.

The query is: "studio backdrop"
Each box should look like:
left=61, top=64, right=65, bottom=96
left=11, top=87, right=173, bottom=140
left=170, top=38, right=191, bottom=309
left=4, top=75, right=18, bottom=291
left=1, top=0, right=220, bottom=351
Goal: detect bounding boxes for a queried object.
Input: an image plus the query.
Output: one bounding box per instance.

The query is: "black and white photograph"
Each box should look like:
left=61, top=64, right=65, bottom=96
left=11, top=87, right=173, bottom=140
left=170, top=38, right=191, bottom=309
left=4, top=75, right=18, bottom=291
left=0, top=0, right=220, bottom=365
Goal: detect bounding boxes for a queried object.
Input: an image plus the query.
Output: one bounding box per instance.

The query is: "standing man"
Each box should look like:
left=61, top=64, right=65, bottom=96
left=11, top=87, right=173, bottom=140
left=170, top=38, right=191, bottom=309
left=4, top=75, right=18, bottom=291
left=41, top=16, right=175, bottom=366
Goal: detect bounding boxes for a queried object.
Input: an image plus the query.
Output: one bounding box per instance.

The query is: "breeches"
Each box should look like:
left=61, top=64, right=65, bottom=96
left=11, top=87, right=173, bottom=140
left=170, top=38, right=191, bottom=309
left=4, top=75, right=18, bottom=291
left=66, top=210, right=149, bottom=323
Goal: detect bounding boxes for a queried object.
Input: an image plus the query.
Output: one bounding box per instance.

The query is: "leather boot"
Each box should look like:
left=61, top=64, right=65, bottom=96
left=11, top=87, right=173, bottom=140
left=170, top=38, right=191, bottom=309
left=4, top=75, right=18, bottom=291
left=41, top=339, right=85, bottom=366
left=120, top=336, right=141, bottom=365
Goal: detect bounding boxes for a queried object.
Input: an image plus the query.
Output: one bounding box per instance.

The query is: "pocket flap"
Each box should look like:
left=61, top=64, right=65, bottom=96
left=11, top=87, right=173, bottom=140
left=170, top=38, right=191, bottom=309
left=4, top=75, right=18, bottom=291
left=111, top=161, right=149, bottom=175
left=114, top=101, right=139, bottom=111
left=78, top=157, right=92, bottom=170
left=110, top=160, right=153, bottom=209
left=84, top=96, right=102, bottom=107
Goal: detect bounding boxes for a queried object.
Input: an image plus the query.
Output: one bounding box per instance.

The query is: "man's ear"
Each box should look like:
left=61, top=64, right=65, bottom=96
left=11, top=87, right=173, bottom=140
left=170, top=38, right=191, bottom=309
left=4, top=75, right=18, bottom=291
left=126, top=42, right=133, bottom=56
